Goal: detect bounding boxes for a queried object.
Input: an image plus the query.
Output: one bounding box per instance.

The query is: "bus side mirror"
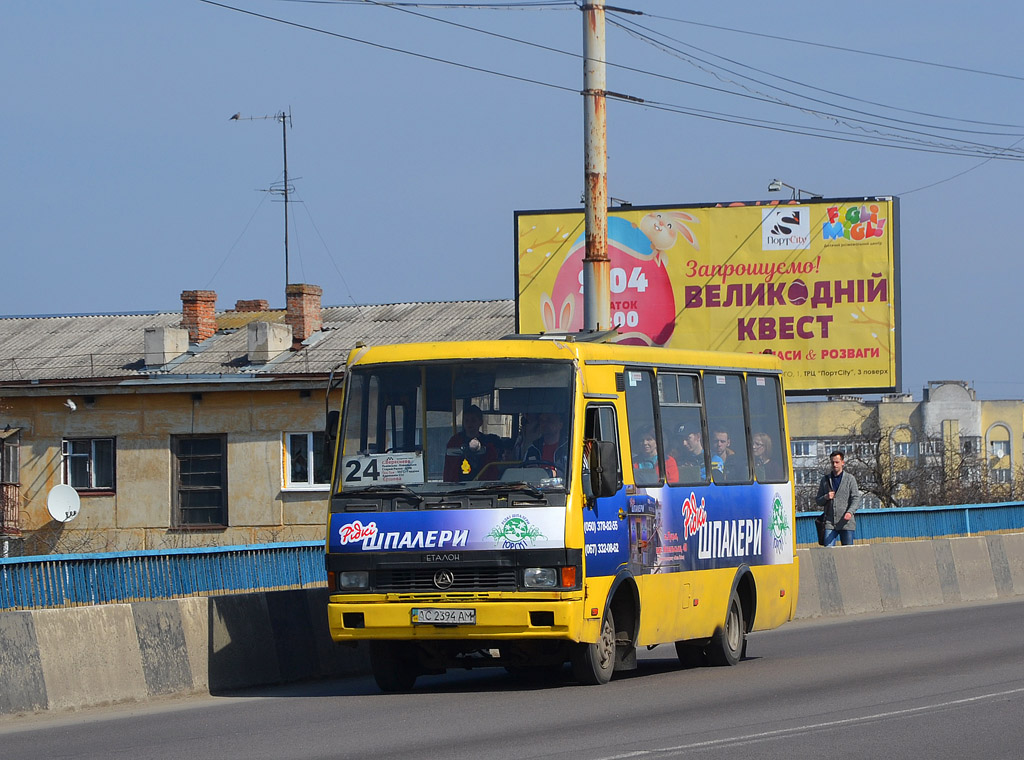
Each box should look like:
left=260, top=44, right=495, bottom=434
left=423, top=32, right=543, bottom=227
left=589, top=440, right=619, bottom=499
left=324, top=410, right=340, bottom=472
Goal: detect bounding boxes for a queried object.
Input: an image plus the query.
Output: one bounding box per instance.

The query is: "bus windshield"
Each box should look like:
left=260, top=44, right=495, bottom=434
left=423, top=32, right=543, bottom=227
left=337, top=359, right=574, bottom=496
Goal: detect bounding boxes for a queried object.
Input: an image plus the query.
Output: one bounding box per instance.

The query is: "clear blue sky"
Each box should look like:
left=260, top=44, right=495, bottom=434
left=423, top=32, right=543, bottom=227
left=4, top=1, right=1023, bottom=399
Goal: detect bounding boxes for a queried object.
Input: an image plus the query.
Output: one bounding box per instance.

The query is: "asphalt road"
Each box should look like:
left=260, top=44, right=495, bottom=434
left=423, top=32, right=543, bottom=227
left=3, top=598, right=1023, bottom=760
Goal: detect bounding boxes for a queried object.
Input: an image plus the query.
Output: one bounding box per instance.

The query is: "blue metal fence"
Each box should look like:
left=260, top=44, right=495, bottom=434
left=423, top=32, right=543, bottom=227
left=795, top=500, right=1024, bottom=546
left=0, top=542, right=325, bottom=610
left=3, top=503, right=1024, bottom=610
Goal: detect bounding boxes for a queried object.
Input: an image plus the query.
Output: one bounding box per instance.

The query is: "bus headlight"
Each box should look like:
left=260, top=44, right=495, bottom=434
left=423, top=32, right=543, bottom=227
left=339, top=571, right=369, bottom=590
left=523, top=567, right=558, bottom=588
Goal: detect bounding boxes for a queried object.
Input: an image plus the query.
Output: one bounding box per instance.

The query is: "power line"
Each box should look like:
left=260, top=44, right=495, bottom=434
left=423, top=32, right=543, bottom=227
left=608, top=13, right=1024, bottom=134
left=277, top=1, right=574, bottom=7
left=199, top=0, right=1024, bottom=162
left=347, top=0, right=1024, bottom=150
left=605, top=16, right=1024, bottom=159
left=635, top=9, right=1024, bottom=84
left=353, top=0, right=1024, bottom=159
left=622, top=95, right=1024, bottom=162
left=198, top=0, right=579, bottom=94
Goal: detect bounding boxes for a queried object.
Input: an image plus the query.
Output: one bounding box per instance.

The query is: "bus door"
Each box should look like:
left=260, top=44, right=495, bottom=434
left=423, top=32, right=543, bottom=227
left=582, top=404, right=628, bottom=579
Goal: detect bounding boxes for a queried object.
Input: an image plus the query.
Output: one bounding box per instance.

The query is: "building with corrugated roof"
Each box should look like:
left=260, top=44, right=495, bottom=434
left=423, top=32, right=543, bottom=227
left=0, top=286, right=514, bottom=555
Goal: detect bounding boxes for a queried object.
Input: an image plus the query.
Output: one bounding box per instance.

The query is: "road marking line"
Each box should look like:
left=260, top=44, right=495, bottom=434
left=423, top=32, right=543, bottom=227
left=593, top=686, right=1024, bottom=759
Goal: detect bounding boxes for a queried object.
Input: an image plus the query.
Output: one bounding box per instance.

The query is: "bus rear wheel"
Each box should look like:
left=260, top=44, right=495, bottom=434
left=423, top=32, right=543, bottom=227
left=571, top=608, right=616, bottom=685
left=707, top=590, right=745, bottom=666
left=370, top=641, right=419, bottom=692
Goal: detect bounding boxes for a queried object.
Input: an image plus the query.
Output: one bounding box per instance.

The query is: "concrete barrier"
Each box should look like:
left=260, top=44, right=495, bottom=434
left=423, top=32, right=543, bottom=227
left=2, top=534, right=1023, bottom=717
left=0, top=589, right=370, bottom=718
left=1000, top=533, right=1024, bottom=594
left=794, top=533, right=1023, bottom=619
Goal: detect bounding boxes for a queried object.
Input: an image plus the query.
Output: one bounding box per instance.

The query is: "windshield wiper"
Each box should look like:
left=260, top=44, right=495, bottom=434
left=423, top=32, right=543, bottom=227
left=342, top=484, right=423, bottom=503
left=451, top=482, right=549, bottom=501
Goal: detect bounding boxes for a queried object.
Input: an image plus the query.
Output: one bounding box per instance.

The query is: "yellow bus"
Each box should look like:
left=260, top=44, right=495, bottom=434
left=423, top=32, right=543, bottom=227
left=324, top=335, right=798, bottom=690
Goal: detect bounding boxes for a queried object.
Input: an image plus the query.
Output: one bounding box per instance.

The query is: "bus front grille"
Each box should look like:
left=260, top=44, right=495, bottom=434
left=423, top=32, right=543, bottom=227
left=376, top=568, right=518, bottom=592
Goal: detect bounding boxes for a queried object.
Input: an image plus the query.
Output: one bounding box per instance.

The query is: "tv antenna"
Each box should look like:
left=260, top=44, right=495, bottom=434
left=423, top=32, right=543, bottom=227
left=230, top=108, right=296, bottom=288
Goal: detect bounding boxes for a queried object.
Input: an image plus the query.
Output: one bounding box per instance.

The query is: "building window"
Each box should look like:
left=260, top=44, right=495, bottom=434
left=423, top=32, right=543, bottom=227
left=792, top=440, right=815, bottom=458
left=1, top=428, right=20, bottom=485
left=62, top=438, right=115, bottom=490
left=892, top=442, right=916, bottom=458
left=285, top=432, right=330, bottom=489
left=795, top=468, right=818, bottom=485
left=173, top=435, right=227, bottom=527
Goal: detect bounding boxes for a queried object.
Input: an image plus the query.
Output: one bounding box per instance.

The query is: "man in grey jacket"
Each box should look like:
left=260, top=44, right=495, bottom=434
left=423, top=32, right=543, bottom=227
left=815, top=450, right=860, bottom=546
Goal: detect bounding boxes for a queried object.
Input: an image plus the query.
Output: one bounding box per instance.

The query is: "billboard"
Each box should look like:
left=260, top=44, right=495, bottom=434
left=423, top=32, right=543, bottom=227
left=515, top=198, right=900, bottom=394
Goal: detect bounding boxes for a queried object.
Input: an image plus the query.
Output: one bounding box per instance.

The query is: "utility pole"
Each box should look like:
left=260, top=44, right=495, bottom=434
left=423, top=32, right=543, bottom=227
left=230, top=108, right=294, bottom=290
left=582, top=2, right=610, bottom=332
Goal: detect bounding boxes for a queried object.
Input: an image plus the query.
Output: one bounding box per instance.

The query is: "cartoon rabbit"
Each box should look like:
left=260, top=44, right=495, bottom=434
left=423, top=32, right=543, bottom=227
left=540, top=291, right=576, bottom=333
left=638, top=211, right=700, bottom=263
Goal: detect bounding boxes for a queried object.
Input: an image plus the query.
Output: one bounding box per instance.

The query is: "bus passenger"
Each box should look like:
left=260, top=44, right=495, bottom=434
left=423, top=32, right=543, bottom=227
left=444, top=405, right=498, bottom=482
left=753, top=432, right=783, bottom=481
left=512, top=413, right=541, bottom=460
left=710, top=429, right=734, bottom=480
left=523, top=412, right=569, bottom=475
left=632, top=427, right=678, bottom=483
left=676, top=427, right=706, bottom=481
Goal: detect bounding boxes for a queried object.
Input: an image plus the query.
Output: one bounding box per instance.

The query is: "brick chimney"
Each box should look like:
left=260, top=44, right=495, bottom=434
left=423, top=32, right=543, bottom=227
left=285, top=284, right=322, bottom=342
left=180, top=290, right=218, bottom=343
left=232, top=299, right=269, bottom=312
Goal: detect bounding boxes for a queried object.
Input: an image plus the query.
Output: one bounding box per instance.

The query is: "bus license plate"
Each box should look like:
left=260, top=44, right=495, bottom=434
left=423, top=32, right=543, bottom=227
left=412, top=608, right=476, bottom=625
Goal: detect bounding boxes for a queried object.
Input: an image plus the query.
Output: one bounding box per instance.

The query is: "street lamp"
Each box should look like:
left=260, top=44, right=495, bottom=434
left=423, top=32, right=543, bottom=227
left=767, top=178, right=822, bottom=200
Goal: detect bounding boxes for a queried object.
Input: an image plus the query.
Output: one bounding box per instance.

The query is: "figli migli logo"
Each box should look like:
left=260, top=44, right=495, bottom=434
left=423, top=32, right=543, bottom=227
left=762, top=207, right=811, bottom=250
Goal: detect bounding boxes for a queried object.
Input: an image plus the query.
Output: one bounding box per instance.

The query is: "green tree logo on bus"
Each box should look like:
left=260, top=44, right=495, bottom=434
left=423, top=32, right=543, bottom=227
left=488, top=515, right=545, bottom=550
left=770, top=494, right=790, bottom=554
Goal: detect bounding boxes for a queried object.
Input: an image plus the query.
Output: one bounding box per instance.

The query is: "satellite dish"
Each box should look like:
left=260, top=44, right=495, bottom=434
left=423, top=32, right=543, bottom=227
left=47, top=484, right=81, bottom=523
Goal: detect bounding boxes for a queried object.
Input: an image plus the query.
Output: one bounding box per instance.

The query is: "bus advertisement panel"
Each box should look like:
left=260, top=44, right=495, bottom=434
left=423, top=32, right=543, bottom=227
left=582, top=484, right=794, bottom=578
left=515, top=197, right=900, bottom=395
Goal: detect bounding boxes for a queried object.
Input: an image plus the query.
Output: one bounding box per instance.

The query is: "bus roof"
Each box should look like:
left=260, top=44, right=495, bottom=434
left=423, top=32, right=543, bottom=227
left=347, top=338, right=784, bottom=374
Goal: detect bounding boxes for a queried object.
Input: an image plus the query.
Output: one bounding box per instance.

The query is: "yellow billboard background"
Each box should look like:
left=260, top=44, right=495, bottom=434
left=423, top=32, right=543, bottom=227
left=516, top=198, right=899, bottom=394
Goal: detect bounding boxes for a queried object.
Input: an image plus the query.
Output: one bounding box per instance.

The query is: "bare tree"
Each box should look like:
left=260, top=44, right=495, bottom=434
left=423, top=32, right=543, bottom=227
left=803, top=419, right=1013, bottom=510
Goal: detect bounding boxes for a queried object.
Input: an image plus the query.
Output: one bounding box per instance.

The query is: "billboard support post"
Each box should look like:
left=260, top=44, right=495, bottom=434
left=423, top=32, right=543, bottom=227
left=582, top=1, right=610, bottom=332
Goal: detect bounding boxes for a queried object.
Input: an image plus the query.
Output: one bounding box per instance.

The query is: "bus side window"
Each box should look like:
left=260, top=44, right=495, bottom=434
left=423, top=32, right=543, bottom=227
left=658, top=372, right=707, bottom=486
left=747, top=374, right=788, bottom=482
left=624, top=369, right=664, bottom=487
left=703, top=373, right=751, bottom=483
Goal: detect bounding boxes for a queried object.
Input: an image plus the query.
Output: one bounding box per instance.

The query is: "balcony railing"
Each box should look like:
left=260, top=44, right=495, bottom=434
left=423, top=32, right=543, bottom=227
left=0, top=483, right=19, bottom=536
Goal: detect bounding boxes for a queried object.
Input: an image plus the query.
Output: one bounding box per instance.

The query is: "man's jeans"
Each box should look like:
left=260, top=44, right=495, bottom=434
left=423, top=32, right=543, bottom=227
left=825, top=528, right=854, bottom=547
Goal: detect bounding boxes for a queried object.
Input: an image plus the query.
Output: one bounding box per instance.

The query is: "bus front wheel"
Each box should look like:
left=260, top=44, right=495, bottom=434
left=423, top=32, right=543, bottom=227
left=572, top=608, right=616, bottom=685
left=370, top=641, right=419, bottom=692
left=708, top=590, right=745, bottom=666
